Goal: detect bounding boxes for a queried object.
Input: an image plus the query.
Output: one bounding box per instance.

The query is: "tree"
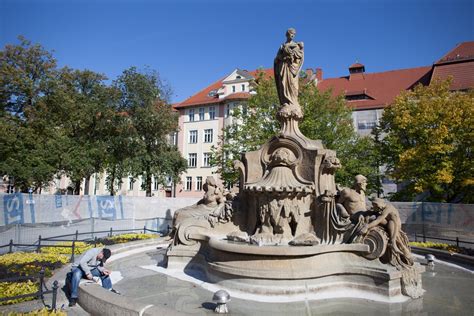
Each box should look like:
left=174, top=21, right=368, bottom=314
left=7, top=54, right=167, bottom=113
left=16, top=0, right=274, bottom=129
left=212, top=70, right=381, bottom=193
left=0, top=36, right=57, bottom=116
left=44, top=68, right=115, bottom=194
left=0, top=36, right=60, bottom=192
left=113, top=67, right=187, bottom=196
left=376, top=79, right=474, bottom=202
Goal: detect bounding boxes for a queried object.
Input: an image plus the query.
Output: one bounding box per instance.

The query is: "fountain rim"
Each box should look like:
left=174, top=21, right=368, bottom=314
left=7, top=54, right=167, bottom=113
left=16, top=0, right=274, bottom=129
left=209, top=236, right=370, bottom=256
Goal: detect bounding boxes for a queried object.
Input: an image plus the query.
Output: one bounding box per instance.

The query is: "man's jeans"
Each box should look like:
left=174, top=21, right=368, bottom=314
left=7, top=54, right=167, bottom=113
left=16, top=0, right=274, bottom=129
left=70, top=267, right=112, bottom=299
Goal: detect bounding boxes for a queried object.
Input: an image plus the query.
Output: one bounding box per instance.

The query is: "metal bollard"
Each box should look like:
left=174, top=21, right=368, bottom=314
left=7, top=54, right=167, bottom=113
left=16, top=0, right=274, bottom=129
left=9, top=239, right=13, bottom=253
left=109, top=227, right=113, bottom=237
left=70, top=240, right=76, bottom=263
left=37, top=235, right=42, bottom=253
left=39, top=267, right=45, bottom=300
left=51, top=280, right=58, bottom=310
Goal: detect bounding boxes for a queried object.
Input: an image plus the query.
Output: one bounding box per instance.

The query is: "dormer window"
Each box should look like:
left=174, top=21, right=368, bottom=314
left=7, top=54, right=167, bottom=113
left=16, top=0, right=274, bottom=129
left=349, top=62, right=365, bottom=80
left=345, top=89, right=374, bottom=101
left=236, top=75, right=242, bottom=79
left=208, top=89, right=218, bottom=97
left=349, top=62, right=365, bottom=74
left=346, top=94, right=370, bottom=101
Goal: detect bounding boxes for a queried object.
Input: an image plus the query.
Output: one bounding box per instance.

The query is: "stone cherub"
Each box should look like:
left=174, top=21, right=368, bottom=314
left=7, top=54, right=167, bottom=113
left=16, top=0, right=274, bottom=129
left=199, top=176, right=233, bottom=227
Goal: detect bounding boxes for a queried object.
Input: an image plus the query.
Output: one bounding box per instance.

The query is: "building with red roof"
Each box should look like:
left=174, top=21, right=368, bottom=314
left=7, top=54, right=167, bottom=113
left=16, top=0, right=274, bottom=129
left=173, top=41, right=473, bottom=197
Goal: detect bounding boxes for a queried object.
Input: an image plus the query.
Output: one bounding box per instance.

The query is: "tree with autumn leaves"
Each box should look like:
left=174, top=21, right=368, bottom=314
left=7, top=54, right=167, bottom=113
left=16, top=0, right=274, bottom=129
left=376, top=79, right=474, bottom=202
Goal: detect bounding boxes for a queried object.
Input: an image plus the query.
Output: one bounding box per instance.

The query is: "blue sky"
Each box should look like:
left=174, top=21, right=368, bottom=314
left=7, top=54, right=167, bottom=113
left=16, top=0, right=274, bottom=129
left=1, top=0, right=472, bottom=103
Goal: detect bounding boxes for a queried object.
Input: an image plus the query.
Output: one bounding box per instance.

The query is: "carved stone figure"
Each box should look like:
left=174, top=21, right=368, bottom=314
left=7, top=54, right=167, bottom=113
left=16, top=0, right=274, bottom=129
left=362, top=198, right=414, bottom=268
left=360, top=198, right=422, bottom=298
left=336, top=175, right=368, bottom=222
left=200, top=176, right=226, bottom=206
left=274, top=28, right=304, bottom=119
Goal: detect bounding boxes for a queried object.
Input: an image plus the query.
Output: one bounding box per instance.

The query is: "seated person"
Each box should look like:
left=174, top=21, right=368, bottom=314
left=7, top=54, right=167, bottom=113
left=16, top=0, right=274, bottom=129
left=68, top=247, right=119, bottom=307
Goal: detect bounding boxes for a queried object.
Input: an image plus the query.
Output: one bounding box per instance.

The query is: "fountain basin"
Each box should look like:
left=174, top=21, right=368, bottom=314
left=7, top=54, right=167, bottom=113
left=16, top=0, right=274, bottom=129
left=167, top=236, right=424, bottom=301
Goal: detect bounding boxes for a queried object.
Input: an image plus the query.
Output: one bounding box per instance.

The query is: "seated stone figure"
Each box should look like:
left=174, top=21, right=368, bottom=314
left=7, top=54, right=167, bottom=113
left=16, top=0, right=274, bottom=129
left=199, top=176, right=226, bottom=206
left=362, top=198, right=414, bottom=268
left=336, top=175, right=369, bottom=222
left=170, top=176, right=234, bottom=244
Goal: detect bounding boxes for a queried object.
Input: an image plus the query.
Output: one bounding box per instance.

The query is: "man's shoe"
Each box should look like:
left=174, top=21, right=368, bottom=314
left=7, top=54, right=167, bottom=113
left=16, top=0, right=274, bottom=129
left=110, top=288, right=121, bottom=295
left=68, top=298, right=77, bottom=307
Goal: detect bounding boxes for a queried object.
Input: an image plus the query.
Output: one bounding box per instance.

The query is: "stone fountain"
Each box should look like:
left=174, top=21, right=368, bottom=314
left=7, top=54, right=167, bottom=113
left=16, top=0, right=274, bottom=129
left=166, top=28, right=424, bottom=302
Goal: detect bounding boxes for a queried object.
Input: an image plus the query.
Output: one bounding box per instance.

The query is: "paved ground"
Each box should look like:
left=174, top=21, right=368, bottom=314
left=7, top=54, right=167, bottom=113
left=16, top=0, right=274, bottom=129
left=105, top=247, right=474, bottom=316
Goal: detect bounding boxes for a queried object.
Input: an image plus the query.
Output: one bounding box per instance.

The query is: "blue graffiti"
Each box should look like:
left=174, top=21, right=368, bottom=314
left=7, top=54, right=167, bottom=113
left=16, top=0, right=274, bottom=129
left=55, top=194, right=62, bottom=208
left=96, top=196, right=116, bottom=220
left=3, top=193, right=24, bottom=225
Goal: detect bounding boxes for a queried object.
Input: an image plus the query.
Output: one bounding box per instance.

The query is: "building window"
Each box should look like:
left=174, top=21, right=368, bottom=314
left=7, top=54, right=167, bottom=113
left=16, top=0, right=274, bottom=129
left=188, top=130, right=198, bottom=144
left=129, top=177, right=134, bottom=191
left=242, top=104, right=248, bottom=116
left=196, top=176, right=203, bottom=191
left=225, top=104, right=231, bottom=118
left=185, top=177, right=192, bottom=191
left=199, top=107, right=205, bottom=121
left=188, top=109, right=195, bottom=122
left=203, top=152, right=211, bottom=167
left=204, top=129, right=213, bottom=143
left=241, top=84, right=245, bottom=91
left=232, top=85, right=236, bottom=93
left=169, top=132, right=177, bottom=146
left=153, top=176, right=159, bottom=191
left=188, top=153, right=197, bottom=168
left=209, top=106, right=215, bottom=120
left=356, top=110, right=378, bottom=130
left=166, top=176, right=172, bottom=187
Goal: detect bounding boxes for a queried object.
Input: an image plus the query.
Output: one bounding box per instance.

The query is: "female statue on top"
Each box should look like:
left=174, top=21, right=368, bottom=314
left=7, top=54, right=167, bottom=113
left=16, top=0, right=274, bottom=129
left=274, top=28, right=304, bottom=119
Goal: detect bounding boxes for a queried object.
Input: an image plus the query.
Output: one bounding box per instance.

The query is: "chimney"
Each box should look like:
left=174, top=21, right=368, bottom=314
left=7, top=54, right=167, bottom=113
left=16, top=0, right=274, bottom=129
left=315, top=68, right=323, bottom=81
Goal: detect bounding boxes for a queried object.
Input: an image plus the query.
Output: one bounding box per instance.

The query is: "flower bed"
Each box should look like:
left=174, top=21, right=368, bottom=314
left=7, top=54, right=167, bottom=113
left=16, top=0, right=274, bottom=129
left=94, top=233, right=157, bottom=245
left=0, top=252, right=69, bottom=306
left=409, top=241, right=474, bottom=256
left=3, top=308, right=66, bottom=315
left=41, top=241, right=102, bottom=255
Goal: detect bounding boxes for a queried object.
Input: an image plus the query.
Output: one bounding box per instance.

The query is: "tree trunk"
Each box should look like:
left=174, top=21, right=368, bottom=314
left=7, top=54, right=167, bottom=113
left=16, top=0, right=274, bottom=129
left=74, top=181, right=81, bottom=195
left=84, top=175, right=91, bottom=195
left=146, top=173, right=152, bottom=197
left=109, top=169, right=116, bottom=196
